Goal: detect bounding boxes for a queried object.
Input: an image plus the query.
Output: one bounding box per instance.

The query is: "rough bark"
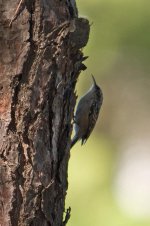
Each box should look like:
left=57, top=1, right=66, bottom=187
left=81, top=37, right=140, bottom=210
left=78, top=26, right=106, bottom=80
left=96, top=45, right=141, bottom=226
left=0, top=0, right=90, bottom=225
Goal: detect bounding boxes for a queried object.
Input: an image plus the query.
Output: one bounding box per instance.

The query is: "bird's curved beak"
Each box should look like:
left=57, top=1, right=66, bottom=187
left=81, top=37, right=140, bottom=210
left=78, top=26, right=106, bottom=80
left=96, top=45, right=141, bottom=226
left=91, top=74, right=97, bottom=86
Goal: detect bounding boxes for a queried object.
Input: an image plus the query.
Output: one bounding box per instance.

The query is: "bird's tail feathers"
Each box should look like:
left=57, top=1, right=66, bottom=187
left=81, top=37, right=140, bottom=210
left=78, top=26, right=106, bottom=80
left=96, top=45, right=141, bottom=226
left=71, top=135, right=79, bottom=148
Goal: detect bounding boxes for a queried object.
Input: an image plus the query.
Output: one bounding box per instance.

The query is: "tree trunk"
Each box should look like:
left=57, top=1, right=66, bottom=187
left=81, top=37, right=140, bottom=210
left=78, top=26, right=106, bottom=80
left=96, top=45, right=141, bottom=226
left=0, top=1, right=90, bottom=225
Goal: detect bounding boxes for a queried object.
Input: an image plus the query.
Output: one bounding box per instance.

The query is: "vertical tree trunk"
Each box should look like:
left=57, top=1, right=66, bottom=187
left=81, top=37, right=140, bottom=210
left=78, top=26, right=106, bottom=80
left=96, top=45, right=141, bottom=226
left=0, top=0, right=90, bottom=225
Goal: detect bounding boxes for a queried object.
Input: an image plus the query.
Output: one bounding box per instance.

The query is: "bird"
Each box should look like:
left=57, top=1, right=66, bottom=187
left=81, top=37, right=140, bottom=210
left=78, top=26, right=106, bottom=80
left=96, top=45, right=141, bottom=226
left=71, top=75, right=103, bottom=148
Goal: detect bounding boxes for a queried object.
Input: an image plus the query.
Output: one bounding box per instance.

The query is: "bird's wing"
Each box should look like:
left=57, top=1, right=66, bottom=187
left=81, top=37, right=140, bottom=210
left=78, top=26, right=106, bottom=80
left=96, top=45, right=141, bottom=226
left=82, top=101, right=100, bottom=144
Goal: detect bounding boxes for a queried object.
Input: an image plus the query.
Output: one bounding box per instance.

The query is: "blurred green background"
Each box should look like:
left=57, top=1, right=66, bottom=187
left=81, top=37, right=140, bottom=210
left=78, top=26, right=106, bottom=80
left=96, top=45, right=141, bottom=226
left=66, top=0, right=150, bottom=226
